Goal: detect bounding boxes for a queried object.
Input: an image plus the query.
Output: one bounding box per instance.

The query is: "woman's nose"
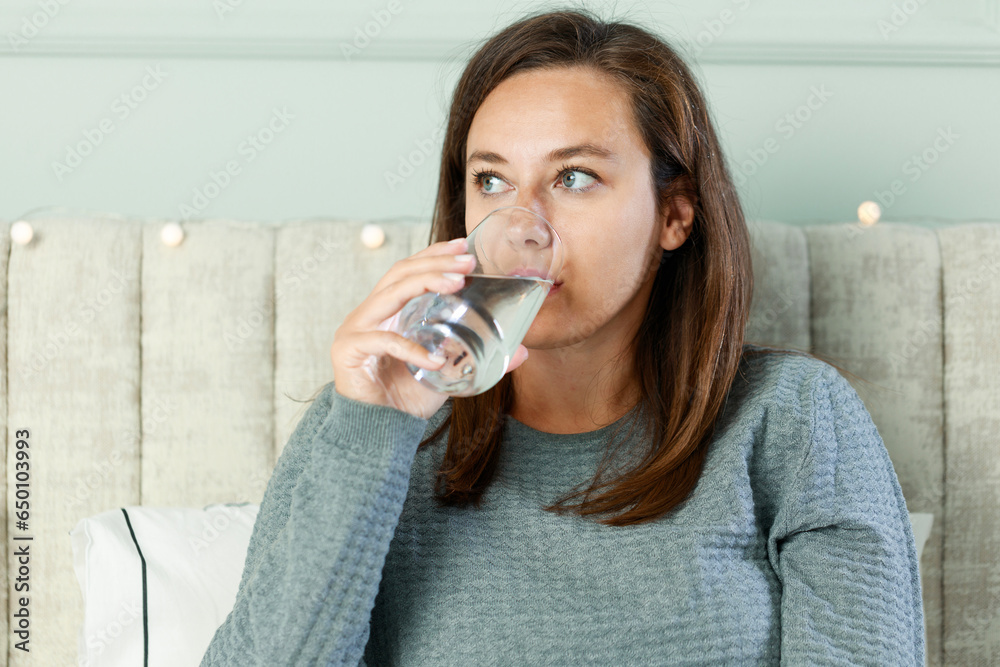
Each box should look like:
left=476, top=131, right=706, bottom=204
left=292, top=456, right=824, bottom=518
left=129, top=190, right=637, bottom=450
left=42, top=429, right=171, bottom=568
left=505, top=209, right=554, bottom=249
left=514, top=191, right=552, bottom=228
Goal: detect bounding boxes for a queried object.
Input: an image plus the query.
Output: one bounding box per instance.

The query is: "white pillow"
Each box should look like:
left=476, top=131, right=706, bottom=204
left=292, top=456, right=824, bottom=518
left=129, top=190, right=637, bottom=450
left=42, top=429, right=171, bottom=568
left=70, top=503, right=259, bottom=667
left=909, top=512, right=934, bottom=563
left=70, top=505, right=934, bottom=666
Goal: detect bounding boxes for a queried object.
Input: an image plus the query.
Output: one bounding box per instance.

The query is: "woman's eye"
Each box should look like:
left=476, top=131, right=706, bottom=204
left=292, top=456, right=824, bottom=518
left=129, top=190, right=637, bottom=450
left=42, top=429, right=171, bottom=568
left=475, top=173, right=511, bottom=195
left=560, top=170, right=597, bottom=190
left=482, top=175, right=504, bottom=193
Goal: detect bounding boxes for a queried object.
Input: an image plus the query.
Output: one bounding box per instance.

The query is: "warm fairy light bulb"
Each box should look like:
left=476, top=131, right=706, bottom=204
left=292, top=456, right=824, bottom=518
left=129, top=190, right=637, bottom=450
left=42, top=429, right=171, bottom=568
left=11, top=221, right=33, bottom=245
left=858, top=201, right=881, bottom=227
left=160, top=222, right=185, bottom=247
left=361, top=224, right=385, bottom=249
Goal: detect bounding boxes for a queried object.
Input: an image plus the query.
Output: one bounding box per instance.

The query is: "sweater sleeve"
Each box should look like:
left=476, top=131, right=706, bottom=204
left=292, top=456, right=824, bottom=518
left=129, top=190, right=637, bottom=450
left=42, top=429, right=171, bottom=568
left=199, top=382, right=430, bottom=666
left=768, top=364, right=925, bottom=666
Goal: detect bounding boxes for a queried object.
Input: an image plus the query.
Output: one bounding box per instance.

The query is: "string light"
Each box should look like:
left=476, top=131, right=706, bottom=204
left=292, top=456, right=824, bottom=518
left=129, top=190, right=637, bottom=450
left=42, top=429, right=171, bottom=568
left=857, top=201, right=881, bottom=227
left=11, top=221, right=33, bottom=245
left=160, top=222, right=185, bottom=247
left=361, top=224, right=386, bottom=249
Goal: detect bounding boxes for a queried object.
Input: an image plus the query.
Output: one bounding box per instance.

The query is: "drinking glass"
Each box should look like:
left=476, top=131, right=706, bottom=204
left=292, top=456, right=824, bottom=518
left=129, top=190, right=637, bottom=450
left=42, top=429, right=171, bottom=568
left=392, top=206, right=563, bottom=396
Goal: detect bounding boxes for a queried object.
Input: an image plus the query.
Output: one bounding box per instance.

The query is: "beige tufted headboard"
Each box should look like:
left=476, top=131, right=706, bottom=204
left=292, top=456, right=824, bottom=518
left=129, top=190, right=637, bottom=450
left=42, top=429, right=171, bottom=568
left=2, top=216, right=997, bottom=666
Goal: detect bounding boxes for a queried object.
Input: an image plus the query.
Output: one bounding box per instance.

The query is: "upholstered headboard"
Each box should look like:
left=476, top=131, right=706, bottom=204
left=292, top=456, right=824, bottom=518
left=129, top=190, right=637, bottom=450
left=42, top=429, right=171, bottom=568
left=2, top=216, right=997, bottom=666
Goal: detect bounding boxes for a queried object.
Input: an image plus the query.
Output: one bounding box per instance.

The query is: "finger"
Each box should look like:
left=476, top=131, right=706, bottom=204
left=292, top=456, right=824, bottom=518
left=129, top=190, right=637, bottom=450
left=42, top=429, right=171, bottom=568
left=370, top=238, right=471, bottom=293
left=417, top=236, right=468, bottom=255
left=371, top=248, right=476, bottom=294
left=351, top=269, right=469, bottom=331
left=340, top=330, right=447, bottom=371
left=505, top=344, right=530, bottom=374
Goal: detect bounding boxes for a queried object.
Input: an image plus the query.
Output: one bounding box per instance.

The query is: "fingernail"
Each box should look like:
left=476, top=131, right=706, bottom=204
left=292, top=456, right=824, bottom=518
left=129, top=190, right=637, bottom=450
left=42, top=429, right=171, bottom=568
left=448, top=237, right=466, bottom=245
left=456, top=254, right=475, bottom=263
left=443, top=272, right=465, bottom=282
left=428, top=353, right=446, bottom=364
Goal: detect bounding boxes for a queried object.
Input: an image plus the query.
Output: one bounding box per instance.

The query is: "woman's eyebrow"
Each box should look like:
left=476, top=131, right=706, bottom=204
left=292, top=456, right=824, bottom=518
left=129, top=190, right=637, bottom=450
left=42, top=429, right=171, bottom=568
left=466, top=150, right=507, bottom=167
left=466, top=143, right=618, bottom=168
left=548, top=144, right=618, bottom=162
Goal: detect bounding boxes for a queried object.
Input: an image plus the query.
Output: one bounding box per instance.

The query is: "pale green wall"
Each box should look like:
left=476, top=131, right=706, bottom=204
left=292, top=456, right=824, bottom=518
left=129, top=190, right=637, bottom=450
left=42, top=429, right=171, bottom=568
left=2, top=1, right=997, bottom=226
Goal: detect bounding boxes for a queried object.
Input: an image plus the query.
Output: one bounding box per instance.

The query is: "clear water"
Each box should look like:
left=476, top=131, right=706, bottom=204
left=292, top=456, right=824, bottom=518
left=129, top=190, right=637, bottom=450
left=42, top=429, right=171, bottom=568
left=397, top=274, right=552, bottom=396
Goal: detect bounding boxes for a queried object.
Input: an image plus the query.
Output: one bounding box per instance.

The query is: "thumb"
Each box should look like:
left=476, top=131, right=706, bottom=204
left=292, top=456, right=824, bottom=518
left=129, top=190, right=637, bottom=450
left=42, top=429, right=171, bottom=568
left=506, top=344, right=530, bottom=373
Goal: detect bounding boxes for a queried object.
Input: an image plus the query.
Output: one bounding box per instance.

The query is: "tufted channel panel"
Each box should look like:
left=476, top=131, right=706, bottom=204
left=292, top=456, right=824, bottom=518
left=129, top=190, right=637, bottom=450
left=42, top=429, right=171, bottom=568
left=2, top=216, right=997, bottom=666
left=937, top=224, right=1000, bottom=666
left=803, top=222, right=947, bottom=666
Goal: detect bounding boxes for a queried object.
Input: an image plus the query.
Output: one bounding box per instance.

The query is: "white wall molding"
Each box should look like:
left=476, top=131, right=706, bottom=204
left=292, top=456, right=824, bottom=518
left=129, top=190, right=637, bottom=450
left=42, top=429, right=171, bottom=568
left=2, top=0, right=999, bottom=66
left=2, top=37, right=999, bottom=67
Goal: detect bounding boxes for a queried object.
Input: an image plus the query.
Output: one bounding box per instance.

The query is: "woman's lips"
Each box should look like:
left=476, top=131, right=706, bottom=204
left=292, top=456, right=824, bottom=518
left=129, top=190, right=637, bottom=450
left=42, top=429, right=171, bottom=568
left=507, top=267, right=545, bottom=279
left=507, top=267, right=560, bottom=282
left=505, top=267, right=562, bottom=294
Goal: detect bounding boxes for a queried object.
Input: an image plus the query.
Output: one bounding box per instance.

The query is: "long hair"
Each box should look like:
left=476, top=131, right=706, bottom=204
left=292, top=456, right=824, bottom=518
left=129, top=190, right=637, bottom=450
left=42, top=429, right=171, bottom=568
left=418, top=8, right=773, bottom=527
left=286, top=9, right=858, bottom=524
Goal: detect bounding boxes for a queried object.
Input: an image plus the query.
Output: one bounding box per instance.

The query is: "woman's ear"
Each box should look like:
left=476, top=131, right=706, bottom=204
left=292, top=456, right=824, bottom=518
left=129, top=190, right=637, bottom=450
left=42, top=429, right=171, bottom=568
left=659, top=195, right=695, bottom=252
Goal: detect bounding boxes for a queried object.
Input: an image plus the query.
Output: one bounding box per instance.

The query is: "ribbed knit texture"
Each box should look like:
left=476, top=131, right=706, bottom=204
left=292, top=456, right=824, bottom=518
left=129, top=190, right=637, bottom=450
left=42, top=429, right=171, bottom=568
left=199, top=346, right=925, bottom=666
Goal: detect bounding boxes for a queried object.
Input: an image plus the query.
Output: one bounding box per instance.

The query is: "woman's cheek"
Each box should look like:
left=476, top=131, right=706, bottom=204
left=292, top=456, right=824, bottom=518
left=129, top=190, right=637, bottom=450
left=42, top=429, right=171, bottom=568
left=575, top=276, right=621, bottom=328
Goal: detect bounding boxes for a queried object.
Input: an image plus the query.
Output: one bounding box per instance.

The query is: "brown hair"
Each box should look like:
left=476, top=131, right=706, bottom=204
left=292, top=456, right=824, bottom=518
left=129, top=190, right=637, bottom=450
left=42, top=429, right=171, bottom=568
left=296, top=8, right=849, bottom=525
left=419, top=8, right=782, bottom=527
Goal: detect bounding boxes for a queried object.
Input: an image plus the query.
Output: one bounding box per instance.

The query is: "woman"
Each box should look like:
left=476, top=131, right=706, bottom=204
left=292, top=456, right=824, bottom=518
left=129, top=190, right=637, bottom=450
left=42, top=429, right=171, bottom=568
left=201, top=9, right=924, bottom=665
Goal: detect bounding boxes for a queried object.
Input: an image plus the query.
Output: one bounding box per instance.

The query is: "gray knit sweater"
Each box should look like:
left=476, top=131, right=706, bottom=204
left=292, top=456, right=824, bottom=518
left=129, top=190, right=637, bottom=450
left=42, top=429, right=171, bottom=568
left=200, top=347, right=925, bottom=665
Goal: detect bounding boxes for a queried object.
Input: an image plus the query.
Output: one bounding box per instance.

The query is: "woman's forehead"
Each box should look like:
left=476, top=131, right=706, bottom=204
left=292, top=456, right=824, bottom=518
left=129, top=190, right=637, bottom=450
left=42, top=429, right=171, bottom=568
left=466, top=68, right=645, bottom=165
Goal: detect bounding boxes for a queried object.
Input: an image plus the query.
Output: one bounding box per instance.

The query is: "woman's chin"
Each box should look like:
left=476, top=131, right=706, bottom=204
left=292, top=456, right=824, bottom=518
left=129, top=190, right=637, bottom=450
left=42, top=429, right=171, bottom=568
left=520, top=321, right=556, bottom=350
left=521, top=316, right=584, bottom=351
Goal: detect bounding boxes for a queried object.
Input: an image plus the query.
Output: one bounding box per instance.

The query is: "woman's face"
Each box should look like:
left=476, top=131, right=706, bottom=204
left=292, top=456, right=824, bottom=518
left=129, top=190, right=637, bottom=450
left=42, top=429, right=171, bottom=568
left=464, top=65, right=683, bottom=351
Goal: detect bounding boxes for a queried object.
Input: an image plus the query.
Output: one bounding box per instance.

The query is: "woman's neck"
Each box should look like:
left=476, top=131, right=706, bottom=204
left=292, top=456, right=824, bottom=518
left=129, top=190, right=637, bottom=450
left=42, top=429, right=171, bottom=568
left=508, top=268, right=655, bottom=435
left=508, top=340, right=640, bottom=435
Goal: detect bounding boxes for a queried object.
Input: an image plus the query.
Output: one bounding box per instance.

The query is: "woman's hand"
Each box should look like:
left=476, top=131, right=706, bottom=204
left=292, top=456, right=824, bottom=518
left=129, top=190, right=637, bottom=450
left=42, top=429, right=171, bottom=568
left=330, top=237, right=529, bottom=419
